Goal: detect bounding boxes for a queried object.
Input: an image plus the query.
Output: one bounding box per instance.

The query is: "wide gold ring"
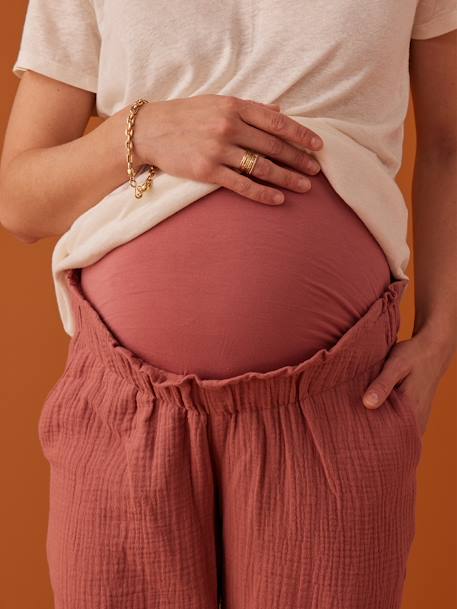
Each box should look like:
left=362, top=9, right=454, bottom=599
left=239, top=149, right=260, bottom=176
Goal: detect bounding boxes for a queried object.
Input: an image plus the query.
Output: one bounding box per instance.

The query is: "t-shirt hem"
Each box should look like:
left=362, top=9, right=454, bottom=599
left=411, top=9, right=457, bottom=40
left=12, top=53, right=98, bottom=93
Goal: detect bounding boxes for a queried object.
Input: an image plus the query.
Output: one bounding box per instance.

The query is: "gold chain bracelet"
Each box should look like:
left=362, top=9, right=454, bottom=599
left=125, top=98, right=158, bottom=199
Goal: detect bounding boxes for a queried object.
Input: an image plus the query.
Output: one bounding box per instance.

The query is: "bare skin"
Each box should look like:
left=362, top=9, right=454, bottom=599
left=130, top=94, right=323, bottom=202
left=362, top=29, right=457, bottom=437
left=0, top=77, right=323, bottom=242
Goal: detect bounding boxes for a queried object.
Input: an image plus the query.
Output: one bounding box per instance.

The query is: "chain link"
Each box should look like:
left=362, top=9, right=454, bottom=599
left=125, top=98, right=158, bottom=199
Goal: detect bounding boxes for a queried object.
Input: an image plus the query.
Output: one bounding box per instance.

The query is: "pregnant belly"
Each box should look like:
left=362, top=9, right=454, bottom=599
left=79, top=168, right=391, bottom=380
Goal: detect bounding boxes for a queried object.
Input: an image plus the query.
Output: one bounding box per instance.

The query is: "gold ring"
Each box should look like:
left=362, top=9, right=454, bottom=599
left=239, top=149, right=260, bottom=176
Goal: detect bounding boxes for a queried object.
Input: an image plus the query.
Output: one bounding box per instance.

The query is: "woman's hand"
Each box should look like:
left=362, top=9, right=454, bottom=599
left=132, top=94, right=324, bottom=206
left=362, top=331, right=455, bottom=436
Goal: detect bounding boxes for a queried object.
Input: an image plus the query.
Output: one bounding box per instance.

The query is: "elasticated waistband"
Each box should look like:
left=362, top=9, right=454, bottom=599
left=64, top=268, right=408, bottom=416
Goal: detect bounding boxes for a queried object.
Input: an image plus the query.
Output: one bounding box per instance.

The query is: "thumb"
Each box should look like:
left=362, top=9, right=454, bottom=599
left=362, top=359, right=403, bottom=410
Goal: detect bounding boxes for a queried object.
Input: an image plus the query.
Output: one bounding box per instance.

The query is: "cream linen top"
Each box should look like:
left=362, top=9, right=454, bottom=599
left=12, top=0, right=457, bottom=336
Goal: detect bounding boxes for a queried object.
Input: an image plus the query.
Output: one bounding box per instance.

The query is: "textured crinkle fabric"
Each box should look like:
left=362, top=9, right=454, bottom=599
left=39, top=268, right=423, bottom=609
left=11, top=0, right=457, bottom=336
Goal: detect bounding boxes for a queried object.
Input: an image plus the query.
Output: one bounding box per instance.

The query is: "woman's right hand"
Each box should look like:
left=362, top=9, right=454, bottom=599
left=132, top=94, right=324, bottom=206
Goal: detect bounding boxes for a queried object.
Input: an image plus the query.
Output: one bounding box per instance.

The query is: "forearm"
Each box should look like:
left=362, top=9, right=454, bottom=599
left=0, top=104, right=142, bottom=242
left=411, top=146, right=457, bottom=358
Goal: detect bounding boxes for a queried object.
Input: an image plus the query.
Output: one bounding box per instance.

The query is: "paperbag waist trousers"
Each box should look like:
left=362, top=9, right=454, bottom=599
left=39, top=267, right=423, bottom=609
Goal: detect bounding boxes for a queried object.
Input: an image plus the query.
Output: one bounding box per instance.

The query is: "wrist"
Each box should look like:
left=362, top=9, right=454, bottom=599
left=130, top=101, right=152, bottom=169
left=108, top=103, right=149, bottom=181
left=412, top=316, right=457, bottom=359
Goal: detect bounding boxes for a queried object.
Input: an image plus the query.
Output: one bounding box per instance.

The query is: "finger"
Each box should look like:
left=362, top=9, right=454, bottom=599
left=225, top=145, right=311, bottom=192
left=362, top=357, right=407, bottom=409
left=238, top=101, right=324, bottom=151
left=211, top=164, right=286, bottom=206
left=231, top=121, right=321, bottom=176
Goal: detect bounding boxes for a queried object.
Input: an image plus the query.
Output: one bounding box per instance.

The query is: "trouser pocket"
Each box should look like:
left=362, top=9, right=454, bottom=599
left=391, top=383, right=423, bottom=447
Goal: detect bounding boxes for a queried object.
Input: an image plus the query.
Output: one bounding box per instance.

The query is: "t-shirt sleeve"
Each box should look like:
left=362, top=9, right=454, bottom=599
left=12, top=0, right=100, bottom=92
left=411, top=0, right=457, bottom=39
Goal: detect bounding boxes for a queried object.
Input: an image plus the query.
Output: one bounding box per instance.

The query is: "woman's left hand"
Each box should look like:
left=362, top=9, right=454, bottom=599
left=362, top=330, right=455, bottom=436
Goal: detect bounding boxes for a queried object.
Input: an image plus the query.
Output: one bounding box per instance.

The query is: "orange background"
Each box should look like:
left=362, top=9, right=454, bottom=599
left=0, top=3, right=456, bottom=608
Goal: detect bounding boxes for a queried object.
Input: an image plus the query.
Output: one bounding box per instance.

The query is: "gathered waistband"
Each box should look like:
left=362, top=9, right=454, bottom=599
left=63, top=268, right=408, bottom=416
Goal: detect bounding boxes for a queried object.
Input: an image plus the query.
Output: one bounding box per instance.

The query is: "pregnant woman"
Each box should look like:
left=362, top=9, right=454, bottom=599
left=1, top=1, right=456, bottom=608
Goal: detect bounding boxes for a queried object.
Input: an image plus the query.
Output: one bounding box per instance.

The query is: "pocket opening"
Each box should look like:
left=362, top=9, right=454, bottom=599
left=393, top=384, right=423, bottom=443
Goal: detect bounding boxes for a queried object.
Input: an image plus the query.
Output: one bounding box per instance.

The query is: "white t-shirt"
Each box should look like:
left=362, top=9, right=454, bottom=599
left=12, top=0, right=457, bottom=337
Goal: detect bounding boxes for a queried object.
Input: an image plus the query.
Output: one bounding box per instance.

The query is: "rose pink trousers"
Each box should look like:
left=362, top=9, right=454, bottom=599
left=39, top=174, right=423, bottom=609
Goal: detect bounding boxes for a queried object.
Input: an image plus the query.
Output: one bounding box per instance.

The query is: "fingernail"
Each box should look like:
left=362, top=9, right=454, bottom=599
left=273, top=193, right=285, bottom=204
left=364, top=392, right=379, bottom=406
left=311, top=136, right=322, bottom=149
